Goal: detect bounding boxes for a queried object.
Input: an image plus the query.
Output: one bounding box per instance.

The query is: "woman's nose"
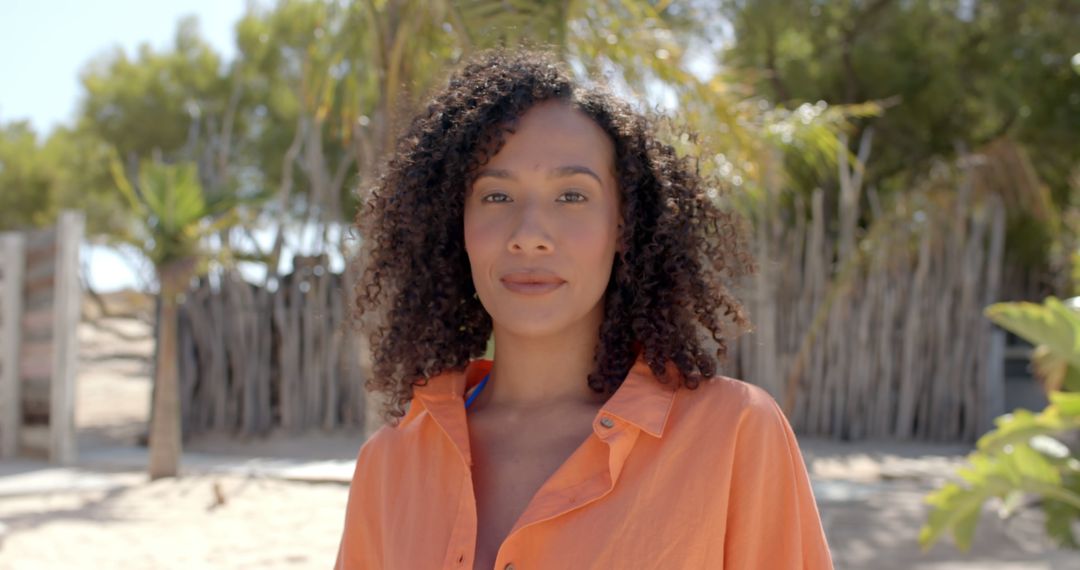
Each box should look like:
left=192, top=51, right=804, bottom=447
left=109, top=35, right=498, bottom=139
left=507, top=201, right=554, bottom=253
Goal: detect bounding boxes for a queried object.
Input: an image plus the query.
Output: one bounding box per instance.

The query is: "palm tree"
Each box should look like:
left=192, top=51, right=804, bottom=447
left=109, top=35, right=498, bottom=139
left=111, top=159, right=240, bottom=479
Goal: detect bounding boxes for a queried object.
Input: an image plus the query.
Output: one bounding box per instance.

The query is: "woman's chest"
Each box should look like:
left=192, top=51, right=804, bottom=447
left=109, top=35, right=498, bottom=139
left=467, top=415, right=595, bottom=569
left=375, top=413, right=724, bottom=569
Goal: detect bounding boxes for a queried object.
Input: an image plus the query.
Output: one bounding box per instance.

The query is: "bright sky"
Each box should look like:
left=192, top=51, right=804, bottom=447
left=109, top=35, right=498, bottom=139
left=0, top=0, right=249, bottom=292
left=0, top=0, right=247, bottom=133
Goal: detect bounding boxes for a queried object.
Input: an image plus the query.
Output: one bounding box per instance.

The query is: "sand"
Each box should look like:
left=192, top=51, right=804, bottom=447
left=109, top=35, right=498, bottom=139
left=0, top=474, right=347, bottom=570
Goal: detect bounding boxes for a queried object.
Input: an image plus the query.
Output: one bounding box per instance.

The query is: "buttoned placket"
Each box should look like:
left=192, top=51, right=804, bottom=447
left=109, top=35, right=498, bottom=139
left=422, top=393, right=478, bottom=569
left=424, top=397, right=643, bottom=569
left=491, top=413, right=639, bottom=570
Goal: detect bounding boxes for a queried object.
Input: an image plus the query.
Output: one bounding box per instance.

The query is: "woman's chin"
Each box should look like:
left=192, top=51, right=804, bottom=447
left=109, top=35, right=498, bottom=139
left=491, top=316, right=575, bottom=340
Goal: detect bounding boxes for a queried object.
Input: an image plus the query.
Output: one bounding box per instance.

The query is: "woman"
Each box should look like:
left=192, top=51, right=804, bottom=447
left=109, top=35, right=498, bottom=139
left=336, top=50, right=833, bottom=569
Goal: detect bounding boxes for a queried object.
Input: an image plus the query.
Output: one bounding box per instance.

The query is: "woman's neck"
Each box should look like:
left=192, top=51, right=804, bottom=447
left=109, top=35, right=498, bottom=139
left=475, top=320, right=609, bottom=412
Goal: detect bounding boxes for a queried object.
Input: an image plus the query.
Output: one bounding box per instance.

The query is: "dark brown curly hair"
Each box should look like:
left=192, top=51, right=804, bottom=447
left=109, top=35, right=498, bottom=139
left=352, top=49, right=756, bottom=424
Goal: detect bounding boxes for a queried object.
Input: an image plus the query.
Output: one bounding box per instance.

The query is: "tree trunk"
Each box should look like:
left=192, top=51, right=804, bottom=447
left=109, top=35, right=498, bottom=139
left=148, top=258, right=195, bottom=480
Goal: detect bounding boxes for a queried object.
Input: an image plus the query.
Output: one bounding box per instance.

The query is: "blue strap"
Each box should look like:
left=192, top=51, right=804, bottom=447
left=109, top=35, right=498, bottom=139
left=465, top=372, right=491, bottom=410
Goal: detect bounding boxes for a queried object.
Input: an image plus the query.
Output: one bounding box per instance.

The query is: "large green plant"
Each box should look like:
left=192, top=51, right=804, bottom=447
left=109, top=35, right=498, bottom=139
left=112, top=158, right=243, bottom=479
left=920, top=297, right=1080, bottom=551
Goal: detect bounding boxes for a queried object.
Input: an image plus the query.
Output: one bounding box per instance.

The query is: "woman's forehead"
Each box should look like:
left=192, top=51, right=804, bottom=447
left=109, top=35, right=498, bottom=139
left=487, top=101, right=615, bottom=172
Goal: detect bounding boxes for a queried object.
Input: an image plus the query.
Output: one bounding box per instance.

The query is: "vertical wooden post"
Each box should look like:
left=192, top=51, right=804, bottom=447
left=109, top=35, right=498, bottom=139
left=982, top=327, right=1006, bottom=436
left=979, top=198, right=1007, bottom=436
left=0, top=232, right=26, bottom=458
left=754, top=150, right=780, bottom=399
left=50, top=211, right=83, bottom=464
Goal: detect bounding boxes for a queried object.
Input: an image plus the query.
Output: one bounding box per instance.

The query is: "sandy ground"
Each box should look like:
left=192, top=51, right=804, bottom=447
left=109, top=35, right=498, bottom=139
left=0, top=312, right=1077, bottom=569
left=0, top=474, right=347, bottom=570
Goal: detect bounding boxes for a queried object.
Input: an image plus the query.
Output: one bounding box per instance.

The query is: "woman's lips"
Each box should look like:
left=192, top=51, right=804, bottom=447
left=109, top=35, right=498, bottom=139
left=500, top=280, right=565, bottom=295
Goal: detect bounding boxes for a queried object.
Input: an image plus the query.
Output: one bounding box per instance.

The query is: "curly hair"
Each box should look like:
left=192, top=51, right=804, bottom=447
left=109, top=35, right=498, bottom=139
left=352, top=49, right=756, bottom=424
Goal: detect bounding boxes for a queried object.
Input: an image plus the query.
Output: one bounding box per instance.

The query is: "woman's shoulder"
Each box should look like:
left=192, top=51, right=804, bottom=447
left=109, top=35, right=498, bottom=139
left=350, top=407, right=415, bottom=469
left=679, top=373, right=782, bottom=416
left=351, top=397, right=447, bottom=470
left=669, top=373, right=793, bottom=443
left=350, top=423, right=393, bottom=473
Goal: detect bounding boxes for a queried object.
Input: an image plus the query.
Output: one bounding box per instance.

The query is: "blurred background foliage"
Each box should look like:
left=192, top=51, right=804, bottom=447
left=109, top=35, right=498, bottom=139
left=718, top=0, right=1080, bottom=297
left=0, top=0, right=1077, bottom=300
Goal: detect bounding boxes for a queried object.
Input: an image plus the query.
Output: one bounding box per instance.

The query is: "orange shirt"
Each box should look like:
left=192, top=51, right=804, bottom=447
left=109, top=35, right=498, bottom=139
left=335, top=356, right=833, bottom=569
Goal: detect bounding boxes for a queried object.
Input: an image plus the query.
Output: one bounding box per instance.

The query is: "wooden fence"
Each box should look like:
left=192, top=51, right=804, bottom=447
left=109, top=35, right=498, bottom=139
left=0, top=211, right=83, bottom=462
left=731, top=150, right=1007, bottom=442
left=176, top=254, right=367, bottom=438
left=0, top=233, right=25, bottom=458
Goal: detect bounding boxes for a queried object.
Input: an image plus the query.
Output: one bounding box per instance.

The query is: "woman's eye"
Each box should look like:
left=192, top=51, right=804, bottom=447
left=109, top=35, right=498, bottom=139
left=481, top=192, right=510, bottom=203
left=480, top=191, right=586, bottom=203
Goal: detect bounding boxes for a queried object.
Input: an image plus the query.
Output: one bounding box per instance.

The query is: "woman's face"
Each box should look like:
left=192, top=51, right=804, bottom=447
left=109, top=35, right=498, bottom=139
left=464, top=100, right=621, bottom=339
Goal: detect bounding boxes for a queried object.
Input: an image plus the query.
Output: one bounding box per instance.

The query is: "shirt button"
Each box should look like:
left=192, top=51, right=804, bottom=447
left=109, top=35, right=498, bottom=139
left=599, top=416, right=615, bottom=428
left=504, top=564, right=516, bottom=570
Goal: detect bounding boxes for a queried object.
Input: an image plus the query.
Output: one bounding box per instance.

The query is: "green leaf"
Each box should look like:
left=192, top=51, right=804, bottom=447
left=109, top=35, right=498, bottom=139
left=976, top=408, right=1075, bottom=454
left=921, top=481, right=988, bottom=552
left=1045, top=473, right=1080, bottom=548
left=952, top=505, right=982, bottom=552
left=1009, top=444, right=1061, bottom=486
left=923, top=386, right=1080, bottom=552
left=1051, top=391, right=1080, bottom=417
left=1046, top=497, right=1080, bottom=549
left=109, top=156, right=145, bottom=215
left=985, top=298, right=1080, bottom=371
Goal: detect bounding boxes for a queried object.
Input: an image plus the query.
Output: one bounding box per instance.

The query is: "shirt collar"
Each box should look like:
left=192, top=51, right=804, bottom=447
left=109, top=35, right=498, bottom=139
left=412, top=353, right=680, bottom=438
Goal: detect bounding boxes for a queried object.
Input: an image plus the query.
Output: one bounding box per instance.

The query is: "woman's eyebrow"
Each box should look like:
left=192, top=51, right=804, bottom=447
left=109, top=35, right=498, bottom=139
left=549, top=165, right=602, bottom=185
left=473, top=165, right=603, bottom=185
left=474, top=168, right=515, bottom=181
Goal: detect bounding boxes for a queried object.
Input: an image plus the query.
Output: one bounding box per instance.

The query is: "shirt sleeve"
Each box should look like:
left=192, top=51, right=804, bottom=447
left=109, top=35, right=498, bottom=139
left=334, top=431, right=386, bottom=570
left=723, top=388, right=834, bottom=569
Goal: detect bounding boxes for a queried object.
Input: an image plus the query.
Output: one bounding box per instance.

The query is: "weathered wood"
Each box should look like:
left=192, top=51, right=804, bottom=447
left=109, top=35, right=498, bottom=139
left=21, top=230, right=56, bottom=271
left=19, top=339, right=52, bottom=380
left=734, top=160, right=1007, bottom=443
left=893, top=229, right=930, bottom=439
left=956, top=196, right=987, bottom=440
left=254, top=286, right=272, bottom=435
left=23, top=280, right=55, bottom=312
left=20, top=306, right=53, bottom=342
left=23, top=227, right=56, bottom=251
left=18, top=425, right=49, bottom=459
left=979, top=197, right=1007, bottom=434
left=273, top=280, right=299, bottom=431
left=0, top=212, right=82, bottom=463
left=287, top=269, right=304, bottom=429
left=850, top=274, right=875, bottom=440
left=0, top=232, right=26, bottom=458
left=22, top=258, right=56, bottom=288
left=209, top=281, right=229, bottom=430
left=175, top=254, right=367, bottom=438
left=872, top=249, right=900, bottom=437
left=50, top=211, right=82, bottom=464
left=21, top=370, right=51, bottom=419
